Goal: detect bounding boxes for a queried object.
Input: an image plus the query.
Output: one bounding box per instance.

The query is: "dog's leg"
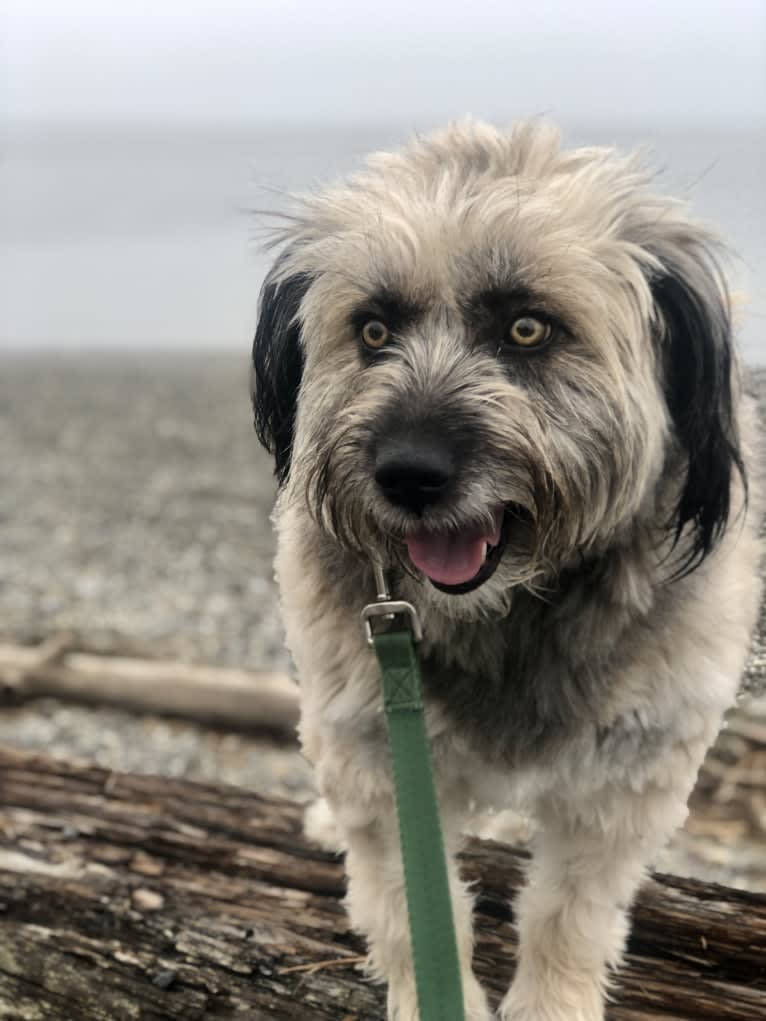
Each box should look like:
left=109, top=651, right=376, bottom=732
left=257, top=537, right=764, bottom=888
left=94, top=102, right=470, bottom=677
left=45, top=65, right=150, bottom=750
left=317, top=759, right=491, bottom=1021
left=499, top=784, right=691, bottom=1021
left=347, top=817, right=490, bottom=1021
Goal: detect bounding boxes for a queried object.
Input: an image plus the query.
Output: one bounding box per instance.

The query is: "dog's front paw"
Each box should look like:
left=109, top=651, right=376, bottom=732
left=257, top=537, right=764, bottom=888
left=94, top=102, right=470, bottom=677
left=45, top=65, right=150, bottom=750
left=387, top=972, right=491, bottom=1021
left=387, top=982, right=418, bottom=1021
left=499, top=981, right=604, bottom=1021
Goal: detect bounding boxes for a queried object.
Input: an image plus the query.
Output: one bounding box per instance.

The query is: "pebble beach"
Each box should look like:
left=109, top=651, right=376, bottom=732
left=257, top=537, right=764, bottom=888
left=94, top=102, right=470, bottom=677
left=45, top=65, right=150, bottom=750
left=1, top=352, right=765, bottom=886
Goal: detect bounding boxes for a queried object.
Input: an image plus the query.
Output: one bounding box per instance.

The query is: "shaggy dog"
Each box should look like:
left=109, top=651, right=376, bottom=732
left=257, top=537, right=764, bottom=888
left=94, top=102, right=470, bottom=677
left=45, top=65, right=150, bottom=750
left=252, top=120, right=762, bottom=1021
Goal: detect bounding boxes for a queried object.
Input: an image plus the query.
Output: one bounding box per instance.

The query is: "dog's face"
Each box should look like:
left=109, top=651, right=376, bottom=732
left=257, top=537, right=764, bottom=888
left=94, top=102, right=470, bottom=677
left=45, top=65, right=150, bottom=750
left=254, top=120, right=741, bottom=616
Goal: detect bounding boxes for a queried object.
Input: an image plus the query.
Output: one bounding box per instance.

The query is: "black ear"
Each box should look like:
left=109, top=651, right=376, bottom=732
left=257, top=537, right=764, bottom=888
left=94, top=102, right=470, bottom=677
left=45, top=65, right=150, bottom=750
left=252, top=266, right=313, bottom=485
left=653, top=250, right=745, bottom=576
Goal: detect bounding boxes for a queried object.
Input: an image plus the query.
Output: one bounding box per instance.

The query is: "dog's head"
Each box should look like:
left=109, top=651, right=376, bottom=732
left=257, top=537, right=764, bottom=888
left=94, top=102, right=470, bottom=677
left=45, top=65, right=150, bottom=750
left=253, top=120, right=743, bottom=614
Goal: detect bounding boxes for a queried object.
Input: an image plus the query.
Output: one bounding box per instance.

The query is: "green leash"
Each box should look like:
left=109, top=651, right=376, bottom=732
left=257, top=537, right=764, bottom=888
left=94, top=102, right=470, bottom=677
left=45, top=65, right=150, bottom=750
left=362, top=568, right=465, bottom=1021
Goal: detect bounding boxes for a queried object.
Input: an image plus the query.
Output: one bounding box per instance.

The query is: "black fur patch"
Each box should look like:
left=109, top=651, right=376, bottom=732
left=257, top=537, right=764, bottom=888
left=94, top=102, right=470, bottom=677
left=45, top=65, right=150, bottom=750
left=654, top=254, right=746, bottom=578
left=350, top=287, right=421, bottom=337
left=252, top=268, right=313, bottom=484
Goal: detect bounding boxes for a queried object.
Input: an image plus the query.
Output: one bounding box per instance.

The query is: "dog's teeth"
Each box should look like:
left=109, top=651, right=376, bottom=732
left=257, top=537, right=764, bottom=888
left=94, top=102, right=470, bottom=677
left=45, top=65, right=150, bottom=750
left=481, top=542, right=489, bottom=564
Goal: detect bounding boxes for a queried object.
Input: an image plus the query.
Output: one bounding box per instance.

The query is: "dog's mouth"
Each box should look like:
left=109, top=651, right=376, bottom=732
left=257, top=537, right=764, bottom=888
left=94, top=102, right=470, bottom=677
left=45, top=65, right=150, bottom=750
left=404, top=506, right=510, bottom=595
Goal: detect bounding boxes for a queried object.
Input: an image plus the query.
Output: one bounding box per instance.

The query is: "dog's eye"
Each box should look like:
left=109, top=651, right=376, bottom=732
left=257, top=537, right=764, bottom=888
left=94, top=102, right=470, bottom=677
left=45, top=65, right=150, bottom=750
left=508, top=316, right=550, bottom=348
left=361, top=320, right=390, bottom=350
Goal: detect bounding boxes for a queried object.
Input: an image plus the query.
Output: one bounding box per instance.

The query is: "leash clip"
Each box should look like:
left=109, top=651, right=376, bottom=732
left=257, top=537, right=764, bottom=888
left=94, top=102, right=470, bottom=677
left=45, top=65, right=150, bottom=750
left=361, top=562, right=423, bottom=646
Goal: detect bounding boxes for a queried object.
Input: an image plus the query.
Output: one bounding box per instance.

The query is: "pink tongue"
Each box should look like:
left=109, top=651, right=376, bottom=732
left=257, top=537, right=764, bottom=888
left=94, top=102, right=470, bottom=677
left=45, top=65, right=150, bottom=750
left=405, top=510, right=503, bottom=587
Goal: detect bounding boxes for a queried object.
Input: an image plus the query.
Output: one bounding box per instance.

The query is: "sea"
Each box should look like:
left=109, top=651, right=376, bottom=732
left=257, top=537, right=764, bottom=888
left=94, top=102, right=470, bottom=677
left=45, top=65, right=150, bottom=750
left=1, top=118, right=764, bottom=361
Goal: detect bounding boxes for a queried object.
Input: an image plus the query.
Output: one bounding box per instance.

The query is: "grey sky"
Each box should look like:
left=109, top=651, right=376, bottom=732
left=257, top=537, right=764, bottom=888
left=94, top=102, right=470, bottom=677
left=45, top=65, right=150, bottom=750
left=2, top=0, right=765, bottom=123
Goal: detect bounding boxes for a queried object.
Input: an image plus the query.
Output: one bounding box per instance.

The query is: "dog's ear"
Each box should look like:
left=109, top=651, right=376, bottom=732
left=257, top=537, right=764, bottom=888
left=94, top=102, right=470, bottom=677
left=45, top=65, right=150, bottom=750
left=652, top=243, right=745, bottom=576
left=252, top=262, right=313, bottom=485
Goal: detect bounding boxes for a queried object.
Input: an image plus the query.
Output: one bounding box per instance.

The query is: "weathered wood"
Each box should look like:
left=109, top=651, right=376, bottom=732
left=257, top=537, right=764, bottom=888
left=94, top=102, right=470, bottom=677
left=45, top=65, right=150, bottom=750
left=0, top=639, right=299, bottom=735
left=0, top=747, right=764, bottom=1020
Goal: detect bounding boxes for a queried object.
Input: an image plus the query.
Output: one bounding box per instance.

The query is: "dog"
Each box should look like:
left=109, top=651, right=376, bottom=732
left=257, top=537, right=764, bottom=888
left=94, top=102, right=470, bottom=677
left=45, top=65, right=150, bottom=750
left=251, top=119, right=762, bottom=1021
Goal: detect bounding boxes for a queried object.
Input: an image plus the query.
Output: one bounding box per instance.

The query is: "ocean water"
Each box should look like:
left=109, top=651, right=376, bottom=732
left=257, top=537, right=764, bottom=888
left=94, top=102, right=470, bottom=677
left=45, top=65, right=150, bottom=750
left=1, top=119, right=764, bottom=361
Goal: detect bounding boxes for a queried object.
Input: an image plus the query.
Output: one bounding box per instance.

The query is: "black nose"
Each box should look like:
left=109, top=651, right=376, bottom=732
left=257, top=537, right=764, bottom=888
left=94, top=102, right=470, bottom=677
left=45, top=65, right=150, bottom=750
left=374, top=435, right=454, bottom=513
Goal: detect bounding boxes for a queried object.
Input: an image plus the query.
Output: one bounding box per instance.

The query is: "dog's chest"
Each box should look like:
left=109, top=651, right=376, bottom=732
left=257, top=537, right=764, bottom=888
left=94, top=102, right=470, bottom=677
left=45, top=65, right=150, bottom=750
left=417, top=592, right=614, bottom=767
left=303, top=536, right=652, bottom=767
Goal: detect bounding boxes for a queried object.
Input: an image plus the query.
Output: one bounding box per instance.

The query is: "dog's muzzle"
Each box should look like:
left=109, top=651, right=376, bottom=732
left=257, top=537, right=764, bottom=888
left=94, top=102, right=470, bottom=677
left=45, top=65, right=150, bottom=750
left=374, top=432, right=509, bottom=594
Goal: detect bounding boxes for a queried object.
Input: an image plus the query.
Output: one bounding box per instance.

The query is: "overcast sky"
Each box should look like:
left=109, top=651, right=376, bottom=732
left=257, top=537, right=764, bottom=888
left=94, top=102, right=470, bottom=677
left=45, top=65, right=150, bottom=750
left=2, top=0, right=765, bottom=124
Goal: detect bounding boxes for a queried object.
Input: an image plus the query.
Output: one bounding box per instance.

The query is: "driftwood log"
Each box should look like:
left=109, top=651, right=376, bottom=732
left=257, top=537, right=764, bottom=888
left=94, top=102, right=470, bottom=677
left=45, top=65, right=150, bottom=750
left=0, top=639, right=299, bottom=735
left=0, top=749, right=765, bottom=1019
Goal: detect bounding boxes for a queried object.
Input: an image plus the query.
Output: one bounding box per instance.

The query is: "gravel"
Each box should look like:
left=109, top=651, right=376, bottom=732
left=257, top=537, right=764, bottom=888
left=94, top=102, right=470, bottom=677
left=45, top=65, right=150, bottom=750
left=0, top=697, right=313, bottom=799
left=0, top=353, right=287, bottom=670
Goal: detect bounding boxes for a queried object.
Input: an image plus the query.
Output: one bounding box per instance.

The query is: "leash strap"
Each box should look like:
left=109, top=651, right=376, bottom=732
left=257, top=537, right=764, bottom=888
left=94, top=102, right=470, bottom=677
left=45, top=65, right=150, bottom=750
left=370, top=628, right=465, bottom=1021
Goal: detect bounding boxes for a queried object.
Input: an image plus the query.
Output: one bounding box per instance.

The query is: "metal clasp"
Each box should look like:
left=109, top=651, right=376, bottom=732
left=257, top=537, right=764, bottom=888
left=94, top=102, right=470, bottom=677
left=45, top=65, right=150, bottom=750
left=361, top=562, right=423, bottom=646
